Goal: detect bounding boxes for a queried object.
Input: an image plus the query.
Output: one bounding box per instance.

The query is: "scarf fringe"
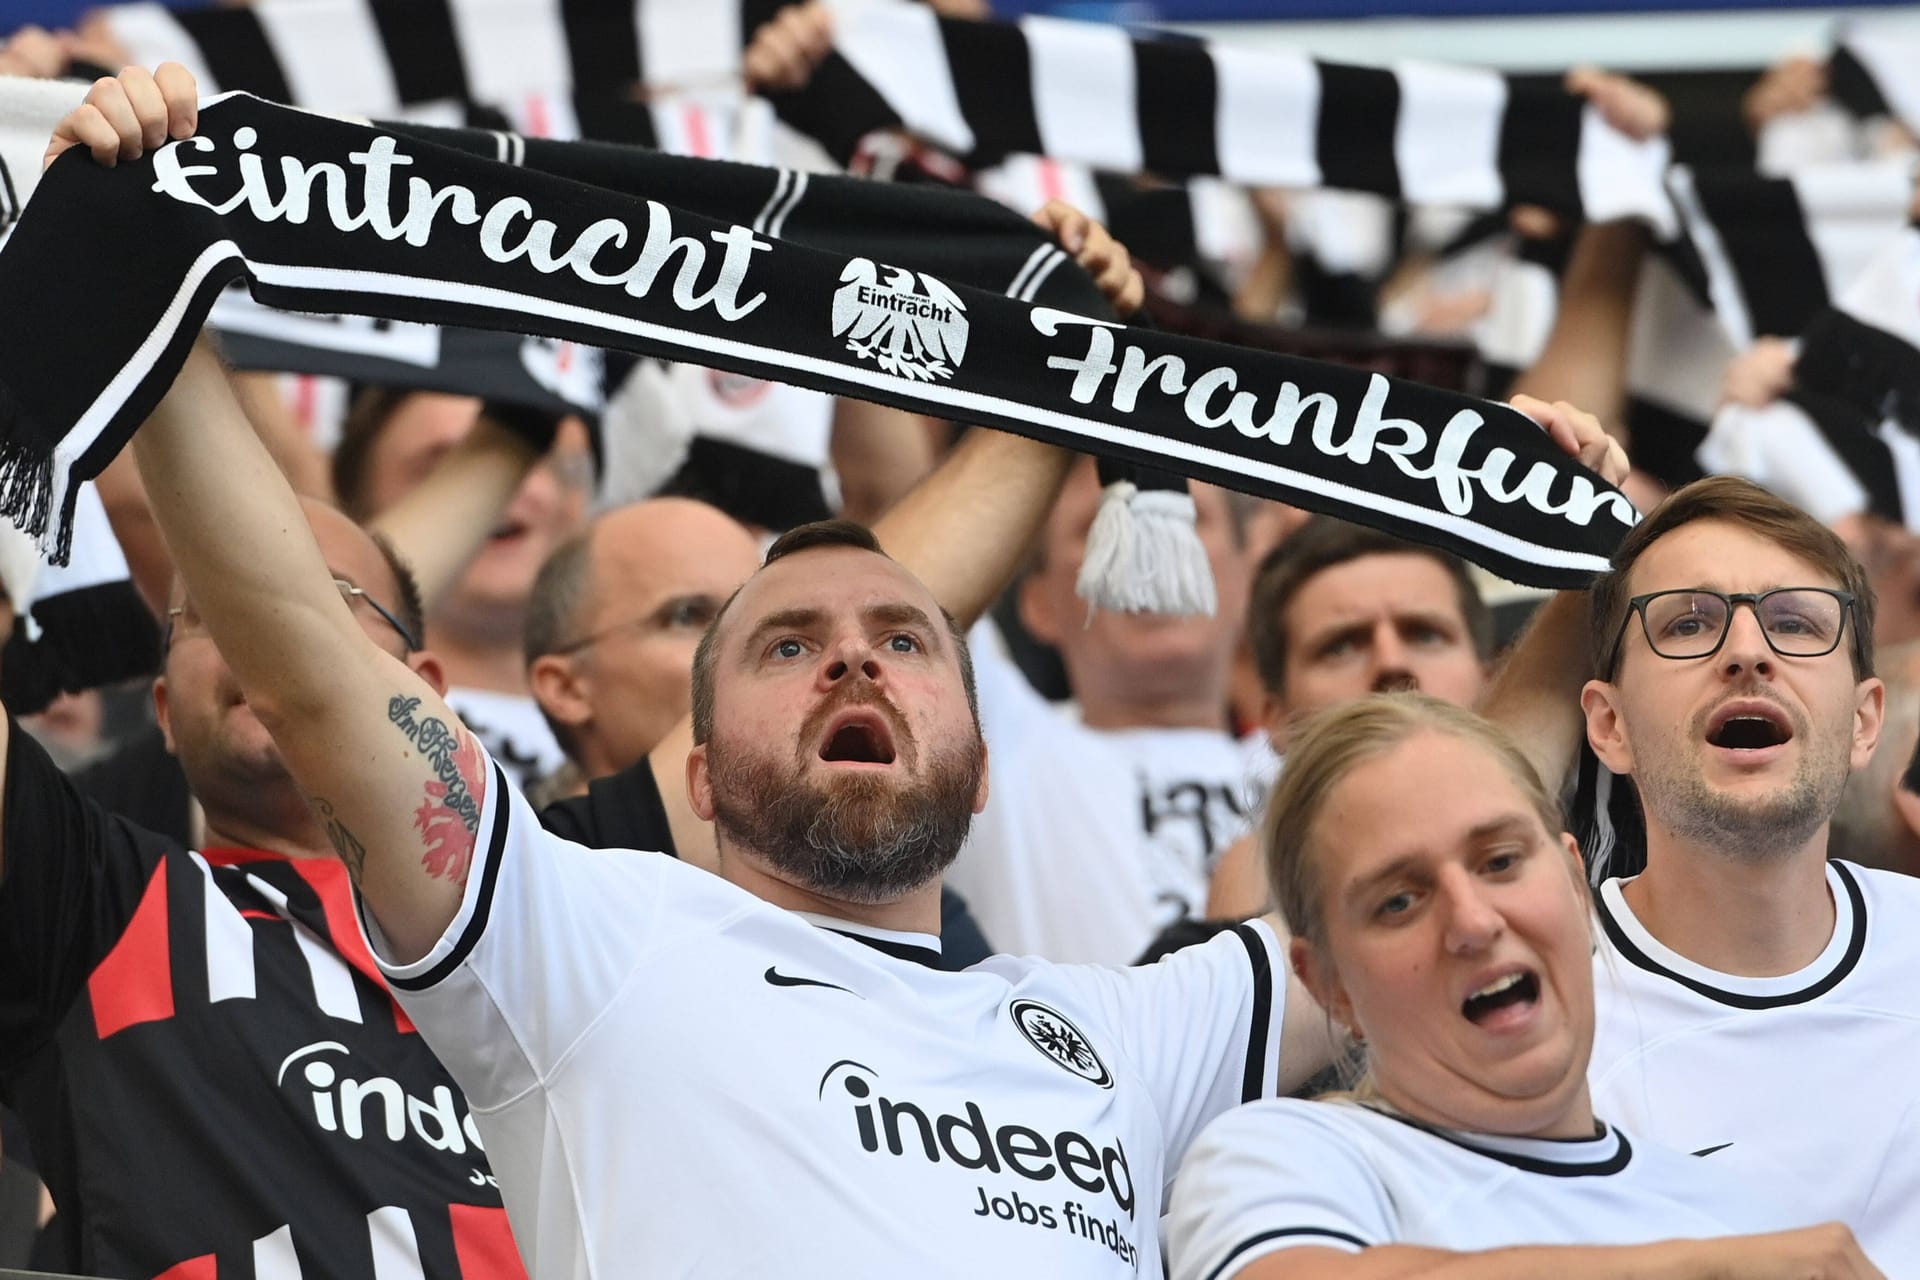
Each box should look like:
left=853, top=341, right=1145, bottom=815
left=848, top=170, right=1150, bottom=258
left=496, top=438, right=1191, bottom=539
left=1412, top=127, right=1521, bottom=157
left=1076, top=482, right=1218, bottom=618
left=0, top=439, right=58, bottom=564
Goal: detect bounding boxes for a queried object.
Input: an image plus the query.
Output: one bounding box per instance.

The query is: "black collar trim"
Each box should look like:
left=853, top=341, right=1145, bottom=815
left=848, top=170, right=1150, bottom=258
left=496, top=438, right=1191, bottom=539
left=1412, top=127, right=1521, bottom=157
left=1598, top=861, right=1866, bottom=1009
left=830, top=930, right=945, bottom=965
left=794, top=911, right=945, bottom=965
left=1367, top=1106, right=1633, bottom=1177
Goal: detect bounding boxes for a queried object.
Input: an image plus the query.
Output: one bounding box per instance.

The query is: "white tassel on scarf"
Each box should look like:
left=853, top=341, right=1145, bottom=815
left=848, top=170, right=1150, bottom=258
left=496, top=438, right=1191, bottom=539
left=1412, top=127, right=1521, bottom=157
left=1076, top=459, right=1217, bottom=618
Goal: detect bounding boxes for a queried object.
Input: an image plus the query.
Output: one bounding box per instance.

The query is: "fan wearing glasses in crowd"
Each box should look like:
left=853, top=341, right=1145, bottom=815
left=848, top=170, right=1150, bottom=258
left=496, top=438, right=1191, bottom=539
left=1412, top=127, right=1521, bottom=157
left=1541, top=475, right=1920, bottom=1270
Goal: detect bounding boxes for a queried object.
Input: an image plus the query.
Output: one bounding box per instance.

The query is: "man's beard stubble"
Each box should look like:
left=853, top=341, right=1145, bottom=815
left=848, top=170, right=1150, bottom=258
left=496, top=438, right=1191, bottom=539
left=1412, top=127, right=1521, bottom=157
left=1637, top=699, right=1853, bottom=863
left=705, top=696, right=984, bottom=905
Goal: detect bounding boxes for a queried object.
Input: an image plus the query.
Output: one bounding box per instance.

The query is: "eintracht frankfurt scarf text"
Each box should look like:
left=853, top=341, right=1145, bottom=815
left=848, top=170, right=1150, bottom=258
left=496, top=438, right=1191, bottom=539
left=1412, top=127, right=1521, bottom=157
left=0, top=95, right=1634, bottom=584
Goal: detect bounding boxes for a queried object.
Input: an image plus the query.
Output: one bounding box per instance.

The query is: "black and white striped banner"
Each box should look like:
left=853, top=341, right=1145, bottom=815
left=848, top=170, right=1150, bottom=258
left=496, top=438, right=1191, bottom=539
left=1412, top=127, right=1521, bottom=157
left=105, top=0, right=779, bottom=120
left=1829, top=19, right=1920, bottom=138
left=812, top=7, right=1674, bottom=231
left=1698, top=227, right=1920, bottom=528
left=97, top=0, right=1677, bottom=232
left=0, top=94, right=1635, bottom=586
left=1667, top=157, right=1915, bottom=349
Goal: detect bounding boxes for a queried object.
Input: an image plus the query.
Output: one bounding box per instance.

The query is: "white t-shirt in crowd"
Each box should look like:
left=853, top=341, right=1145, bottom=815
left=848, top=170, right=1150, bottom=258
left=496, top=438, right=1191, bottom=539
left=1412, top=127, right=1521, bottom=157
left=357, top=750, right=1290, bottom=1280
left=445, top=686, right=568, bottom=791
left=1166, top=1099, right=1810, bottom=1280
left=1589, top=859, right=1920, bottom=1272
left=945, top=621, right=1258, bottom=965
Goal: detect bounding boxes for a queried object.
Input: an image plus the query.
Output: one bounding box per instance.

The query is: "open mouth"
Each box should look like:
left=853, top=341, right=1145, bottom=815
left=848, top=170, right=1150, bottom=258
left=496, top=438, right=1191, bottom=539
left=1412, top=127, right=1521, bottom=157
left=1705, top=703, right=1793, bottom=751
left=818, top=710, right=898, bottom=765
left=487, top=518, right=529, bottom=544
left=1461, top=970, right=1539, bottom=1027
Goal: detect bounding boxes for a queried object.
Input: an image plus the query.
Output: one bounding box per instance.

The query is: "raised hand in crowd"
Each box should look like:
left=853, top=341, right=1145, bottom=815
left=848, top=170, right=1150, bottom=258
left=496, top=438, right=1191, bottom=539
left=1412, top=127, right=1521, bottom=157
left=43, top=61, right=195, bottom=170
left=1031, top=198, right=1146, bottom=316
left=1509, top=68, right=1669, bottom=243
left=742, top=0, right=833, bottom=93
left=1511, top=394, right=1630, bottom=488
left=1721, top=336, right=1798, bottom=409
left=1566, top=66, right=1672, bottom=142
left=0, top=25, right=68, bottom=80
left=1744, top=54, right=1829, bottom=133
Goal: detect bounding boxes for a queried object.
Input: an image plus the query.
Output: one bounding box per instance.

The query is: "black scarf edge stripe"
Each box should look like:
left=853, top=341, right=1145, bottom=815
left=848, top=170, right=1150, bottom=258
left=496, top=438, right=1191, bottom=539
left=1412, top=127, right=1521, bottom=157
left=174, top=6, right=295, bottom=106
left=1827, top=42, right=1892, bottom=122
left=765, top=54, right=903, bottom=169
left=1131, top=34, right=1219, bottom=181
left=1495, top=76, right=1583, bottom=220
left=1784, top=388, right=1904, bottom=526
left=558, top=0, right=642, bottom=101
left=944, top=16, right=1043, bottom=166
left=1312, top=61, right=1402, bottom=202
left=370, top=0, right=474, bottom=106
left=1691, top=171, right=1828, bottom=340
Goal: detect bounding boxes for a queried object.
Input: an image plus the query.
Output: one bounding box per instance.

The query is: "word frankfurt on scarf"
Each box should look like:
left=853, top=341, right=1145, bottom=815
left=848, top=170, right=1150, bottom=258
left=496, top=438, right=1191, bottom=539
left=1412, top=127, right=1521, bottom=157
left=0, top=95, right=1634, bottom=583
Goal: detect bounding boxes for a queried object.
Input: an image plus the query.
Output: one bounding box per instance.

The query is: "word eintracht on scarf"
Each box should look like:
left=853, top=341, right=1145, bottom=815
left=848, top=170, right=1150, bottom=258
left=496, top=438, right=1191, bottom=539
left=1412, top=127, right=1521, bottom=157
left=0, top=94, right=1635, bottom=584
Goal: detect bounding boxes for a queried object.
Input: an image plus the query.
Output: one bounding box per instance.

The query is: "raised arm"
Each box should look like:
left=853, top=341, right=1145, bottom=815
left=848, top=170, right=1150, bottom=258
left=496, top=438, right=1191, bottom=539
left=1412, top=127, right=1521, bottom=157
left=1480, top=400, right=1629, bottom=794
left=135, top=339, right=482, bottom=962
left=62, top=68, right=487, bottom=963
left=871, top=200, right=1141, bottom=627
left=369, top=414, right=541, bottom=608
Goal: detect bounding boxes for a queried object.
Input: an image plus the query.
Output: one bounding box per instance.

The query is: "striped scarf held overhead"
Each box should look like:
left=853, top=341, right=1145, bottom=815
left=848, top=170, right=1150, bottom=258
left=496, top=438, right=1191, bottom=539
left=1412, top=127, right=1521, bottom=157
left=100, top=0, right=1676, bottom=232
left=0, top=93, right=1633, bottom=587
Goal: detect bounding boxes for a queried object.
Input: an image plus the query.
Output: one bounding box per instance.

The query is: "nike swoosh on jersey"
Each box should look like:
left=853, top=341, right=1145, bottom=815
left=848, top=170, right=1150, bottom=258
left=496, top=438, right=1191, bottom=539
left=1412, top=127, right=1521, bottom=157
left=764, top=967, right=859, bottom=996
left=1690, top=1143, right=1734, bottom=1157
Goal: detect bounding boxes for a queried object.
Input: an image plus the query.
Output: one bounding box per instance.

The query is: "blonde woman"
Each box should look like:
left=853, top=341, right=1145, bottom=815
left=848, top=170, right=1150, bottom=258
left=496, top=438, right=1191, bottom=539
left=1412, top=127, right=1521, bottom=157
left=1167, top=694, right=1882, bottom=1280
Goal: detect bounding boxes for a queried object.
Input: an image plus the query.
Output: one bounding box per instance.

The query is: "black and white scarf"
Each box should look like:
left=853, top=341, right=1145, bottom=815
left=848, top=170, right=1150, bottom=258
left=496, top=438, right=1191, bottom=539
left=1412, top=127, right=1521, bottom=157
left=0, top=76, right=164, bottom=711
left=0, top=93, right=1633, bottom=587
left=99, top=0, right=1676, bottom=232
left=1698, top=226, right=1920, bottom=530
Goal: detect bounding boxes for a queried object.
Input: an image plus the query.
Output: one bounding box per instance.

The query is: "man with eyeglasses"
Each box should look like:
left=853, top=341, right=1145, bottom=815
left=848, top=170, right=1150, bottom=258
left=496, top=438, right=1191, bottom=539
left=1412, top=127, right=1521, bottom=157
left=1568, top=475, right=1920, bottom=1266
left=0, top=491, right=527, bottom=1278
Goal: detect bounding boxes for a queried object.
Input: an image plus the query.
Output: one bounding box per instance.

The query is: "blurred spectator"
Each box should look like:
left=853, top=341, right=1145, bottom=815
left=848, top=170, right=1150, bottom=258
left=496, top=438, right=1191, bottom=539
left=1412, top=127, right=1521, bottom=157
left=943, top=459, right=1257, bottom=964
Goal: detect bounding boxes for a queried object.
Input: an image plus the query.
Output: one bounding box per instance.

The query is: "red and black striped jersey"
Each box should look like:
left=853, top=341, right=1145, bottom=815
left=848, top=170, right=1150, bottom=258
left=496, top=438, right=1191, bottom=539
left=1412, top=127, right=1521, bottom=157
left=0, top=722, right=525, bottom=1280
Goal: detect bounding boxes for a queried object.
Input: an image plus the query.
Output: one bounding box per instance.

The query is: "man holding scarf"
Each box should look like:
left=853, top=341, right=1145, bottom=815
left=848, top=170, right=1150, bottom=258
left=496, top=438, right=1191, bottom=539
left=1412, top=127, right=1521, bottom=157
left=35, top=65, right=1629, bottom=1279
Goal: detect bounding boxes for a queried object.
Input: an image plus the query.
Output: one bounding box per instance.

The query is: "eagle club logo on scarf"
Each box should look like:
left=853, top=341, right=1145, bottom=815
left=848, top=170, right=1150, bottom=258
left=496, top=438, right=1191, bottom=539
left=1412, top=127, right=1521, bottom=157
left=831, top=259, right=969, bottom=382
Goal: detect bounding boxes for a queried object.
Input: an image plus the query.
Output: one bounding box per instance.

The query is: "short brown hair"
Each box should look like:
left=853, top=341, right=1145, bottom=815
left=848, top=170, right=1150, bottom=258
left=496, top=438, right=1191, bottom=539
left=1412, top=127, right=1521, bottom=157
left=1249, top=519, right=1492, bottom=698
left=522, top=528, right=598, bottom=764
left=1591, top=477, right=1876, bottom=681
left=1262, top=693, right=1563, bottom=958
left=688, top=520, right=978, bottom=743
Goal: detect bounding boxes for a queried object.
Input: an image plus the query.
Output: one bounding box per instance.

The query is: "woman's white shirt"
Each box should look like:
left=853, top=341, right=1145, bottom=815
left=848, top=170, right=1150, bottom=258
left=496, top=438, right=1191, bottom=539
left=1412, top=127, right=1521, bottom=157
left=1166, top=1099, right=1818, bottom=1280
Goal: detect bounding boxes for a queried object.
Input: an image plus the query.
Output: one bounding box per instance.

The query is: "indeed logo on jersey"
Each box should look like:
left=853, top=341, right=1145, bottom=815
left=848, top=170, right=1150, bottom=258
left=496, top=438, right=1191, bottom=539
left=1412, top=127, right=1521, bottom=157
left=279, top=1041, right=485, bottom=1156
left=820, top=1060, right=1136, bottom=1218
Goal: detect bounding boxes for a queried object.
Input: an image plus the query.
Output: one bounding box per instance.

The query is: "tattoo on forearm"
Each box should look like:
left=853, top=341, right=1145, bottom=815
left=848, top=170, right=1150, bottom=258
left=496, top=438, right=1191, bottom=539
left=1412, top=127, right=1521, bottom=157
left=388, top=694, right=486, bottom=885
left=315, top=797, right=370, bottom=887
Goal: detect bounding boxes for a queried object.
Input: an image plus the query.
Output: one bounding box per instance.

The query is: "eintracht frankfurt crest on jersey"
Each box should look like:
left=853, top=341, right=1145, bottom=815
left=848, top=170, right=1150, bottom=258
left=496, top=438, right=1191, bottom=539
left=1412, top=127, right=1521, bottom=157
left=831, top=259, right=969, bottom=383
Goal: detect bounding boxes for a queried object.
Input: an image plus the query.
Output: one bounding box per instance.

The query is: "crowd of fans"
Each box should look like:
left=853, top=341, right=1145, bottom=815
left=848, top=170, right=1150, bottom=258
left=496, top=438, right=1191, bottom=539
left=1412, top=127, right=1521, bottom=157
left=0, top=1, right=1917, bottom=1277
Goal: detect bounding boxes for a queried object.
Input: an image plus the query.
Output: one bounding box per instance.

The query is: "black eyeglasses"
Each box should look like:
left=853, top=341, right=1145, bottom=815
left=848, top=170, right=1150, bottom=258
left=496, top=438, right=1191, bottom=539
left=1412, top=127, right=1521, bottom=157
left=545, top=595, right=724, bottom=657
left=1607, top=587, right=1855, bottom=674
left=166, top=578, right=420, bottom=652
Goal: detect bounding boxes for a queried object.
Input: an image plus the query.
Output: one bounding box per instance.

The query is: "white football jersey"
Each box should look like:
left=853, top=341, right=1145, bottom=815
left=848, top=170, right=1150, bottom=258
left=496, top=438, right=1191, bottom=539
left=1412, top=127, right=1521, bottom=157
left=1590, top=860, right=1920, bottom=1271
left=358, top=752, right=1290, bottom=1280
left=1166, top=1099, right=1809, bottom=1280
left=946, top=621, right=1258, bottom=964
